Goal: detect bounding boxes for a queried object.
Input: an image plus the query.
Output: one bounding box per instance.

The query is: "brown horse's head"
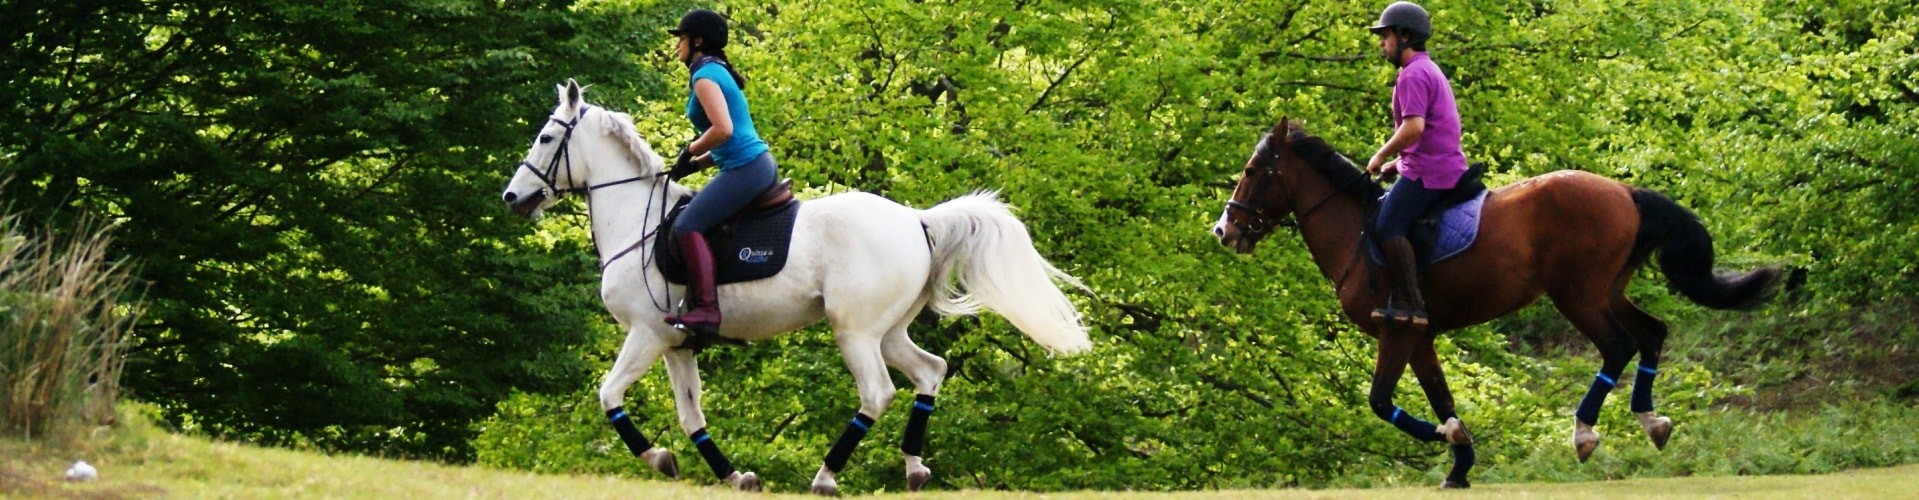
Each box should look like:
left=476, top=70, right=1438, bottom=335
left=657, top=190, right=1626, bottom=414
left=1213, top=119, right=1303, bottom=254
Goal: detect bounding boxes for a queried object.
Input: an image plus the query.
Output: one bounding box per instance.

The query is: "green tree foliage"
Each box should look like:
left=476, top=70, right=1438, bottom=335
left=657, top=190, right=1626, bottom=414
left=6, top=0, right=1914, bottom=491
left=479, top=0, right=1917, bottom=492
left=0, top=0, right=678, bottom=459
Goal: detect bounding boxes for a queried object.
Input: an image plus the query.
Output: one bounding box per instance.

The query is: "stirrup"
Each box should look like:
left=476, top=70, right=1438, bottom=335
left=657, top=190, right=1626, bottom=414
left=670, top=321, right=719, bottom=337
left=1370, top=307, right=1429, bottom=327
left=664, top=314, right=720, bottom=334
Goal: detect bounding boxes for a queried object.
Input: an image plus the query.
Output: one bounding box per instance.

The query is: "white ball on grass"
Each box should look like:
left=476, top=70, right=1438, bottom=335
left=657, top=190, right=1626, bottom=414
left=64, top=460, right=98, bottom=482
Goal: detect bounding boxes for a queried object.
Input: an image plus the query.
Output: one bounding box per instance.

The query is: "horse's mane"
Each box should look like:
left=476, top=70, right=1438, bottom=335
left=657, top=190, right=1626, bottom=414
left=1272, top=123, right=1386, bottom=202
left=598, top=108, right=665, bottom=175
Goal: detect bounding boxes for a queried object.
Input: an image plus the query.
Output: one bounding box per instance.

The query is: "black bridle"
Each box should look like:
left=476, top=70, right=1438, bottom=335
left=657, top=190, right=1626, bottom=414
left=1223, top=132, right=1376, bottom=296
left=517, top=106, right=590, bottom=198
left=1224, top=137, right=1356, bottom=242
left=516, top=106, right=665, bottom=198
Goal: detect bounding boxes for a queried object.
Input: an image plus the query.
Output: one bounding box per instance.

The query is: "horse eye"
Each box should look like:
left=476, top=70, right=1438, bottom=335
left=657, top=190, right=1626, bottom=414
left=538, top=134, right=554, bottom=144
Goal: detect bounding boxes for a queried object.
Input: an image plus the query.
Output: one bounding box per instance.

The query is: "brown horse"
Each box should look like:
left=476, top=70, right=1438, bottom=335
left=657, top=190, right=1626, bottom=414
left=1211, top=119, right=1781, bottom=488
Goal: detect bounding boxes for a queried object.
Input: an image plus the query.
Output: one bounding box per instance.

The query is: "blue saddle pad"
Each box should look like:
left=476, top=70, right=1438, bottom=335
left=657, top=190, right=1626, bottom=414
left=655, top=199, right=801, bottom=286
left=1371, top=189, right=1490, bottom=266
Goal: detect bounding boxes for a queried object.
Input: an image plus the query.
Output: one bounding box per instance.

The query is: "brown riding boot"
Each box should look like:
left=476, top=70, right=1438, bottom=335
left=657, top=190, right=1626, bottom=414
left=664, top=232, right=722, bottom=335
left=1371, top=236, right=1429, bottom=327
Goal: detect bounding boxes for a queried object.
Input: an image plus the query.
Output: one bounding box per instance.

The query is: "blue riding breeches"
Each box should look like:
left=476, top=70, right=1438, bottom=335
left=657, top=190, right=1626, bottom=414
left=1374, top=176, right=1445, bottom=241
left=673, top=152, right=778, bottom=237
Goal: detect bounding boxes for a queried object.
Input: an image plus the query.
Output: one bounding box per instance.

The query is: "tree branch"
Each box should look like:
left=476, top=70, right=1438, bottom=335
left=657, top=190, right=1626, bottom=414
left=1027, top=49, right=1098, bottom=114
left=1274, top=80, right=1373, bottom=93
left=1027, top=11, right=1119, bottom=113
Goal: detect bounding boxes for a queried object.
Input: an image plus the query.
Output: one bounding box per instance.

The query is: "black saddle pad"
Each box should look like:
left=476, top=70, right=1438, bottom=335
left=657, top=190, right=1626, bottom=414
left=655, top=198, right=802, bottom=285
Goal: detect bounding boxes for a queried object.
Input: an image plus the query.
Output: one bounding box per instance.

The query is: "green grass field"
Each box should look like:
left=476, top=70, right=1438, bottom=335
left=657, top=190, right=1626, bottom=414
left=6, top=407, right=1917, bottom=499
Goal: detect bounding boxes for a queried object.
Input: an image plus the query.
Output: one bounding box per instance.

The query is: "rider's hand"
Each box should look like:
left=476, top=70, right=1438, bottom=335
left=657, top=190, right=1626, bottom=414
left=1366, top=153, right=1387, bottom=174
left=668, top=147, right=698, bottom=179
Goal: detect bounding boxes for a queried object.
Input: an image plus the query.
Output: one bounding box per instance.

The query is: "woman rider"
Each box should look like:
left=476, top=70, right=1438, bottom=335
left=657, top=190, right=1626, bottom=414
left=663, top=8, right=779, bottom=336
left=1362, top=1, right=1467, bottom=327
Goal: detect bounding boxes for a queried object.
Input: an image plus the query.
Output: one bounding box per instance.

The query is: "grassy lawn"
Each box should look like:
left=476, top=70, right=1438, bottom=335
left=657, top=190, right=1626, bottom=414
left=6, top=408, right=1917, bottom=499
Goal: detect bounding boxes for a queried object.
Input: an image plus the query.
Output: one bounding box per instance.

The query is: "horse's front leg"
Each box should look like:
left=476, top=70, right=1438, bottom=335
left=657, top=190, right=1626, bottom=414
left=663, top=349, right=760, bottom=491
left=599, top=329, right=678, bottom=478
left=1411, top=339, right=1475, bottom=489
left=1368, top=328, right=1447, bottom=444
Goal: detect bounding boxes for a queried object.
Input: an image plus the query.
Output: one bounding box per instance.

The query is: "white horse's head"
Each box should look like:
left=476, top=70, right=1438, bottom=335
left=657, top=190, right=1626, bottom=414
left=502, top=79, right=667, bottom=219
left=501, top=79, right=595, bottom=218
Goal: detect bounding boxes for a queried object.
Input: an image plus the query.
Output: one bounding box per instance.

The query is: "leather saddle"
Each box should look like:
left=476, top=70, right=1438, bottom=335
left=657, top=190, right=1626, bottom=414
left=737, top=178, right=795, bottom=216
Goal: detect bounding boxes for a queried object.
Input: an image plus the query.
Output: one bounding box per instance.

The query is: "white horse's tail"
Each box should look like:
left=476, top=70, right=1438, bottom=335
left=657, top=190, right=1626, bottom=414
left=917, top=191, right=1091, bottom=355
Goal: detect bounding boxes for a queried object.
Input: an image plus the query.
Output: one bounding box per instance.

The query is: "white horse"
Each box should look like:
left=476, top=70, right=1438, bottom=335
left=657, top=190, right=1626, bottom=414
left=501, top=80, right=1091, bottom=494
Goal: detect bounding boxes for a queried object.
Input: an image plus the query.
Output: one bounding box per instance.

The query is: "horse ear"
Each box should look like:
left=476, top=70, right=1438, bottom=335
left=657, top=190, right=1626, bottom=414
left=566, top=78, right=583, bottom=107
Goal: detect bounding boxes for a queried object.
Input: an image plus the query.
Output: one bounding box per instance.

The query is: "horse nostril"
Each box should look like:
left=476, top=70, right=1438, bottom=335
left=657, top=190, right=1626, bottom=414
left=1212, top=225, right=1225, bottom=238
left=503, top=191, right=518, bottom=203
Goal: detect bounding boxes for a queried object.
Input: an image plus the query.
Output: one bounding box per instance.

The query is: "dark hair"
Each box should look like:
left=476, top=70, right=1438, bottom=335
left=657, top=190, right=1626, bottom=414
left=705, top=49, right=748, bottom=90
left=1395, top=28, right=1428, bottom=52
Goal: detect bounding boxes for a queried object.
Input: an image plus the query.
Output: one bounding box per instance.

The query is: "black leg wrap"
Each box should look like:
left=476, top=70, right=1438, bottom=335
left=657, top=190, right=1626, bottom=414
left=902, top=395, right=936, bottom=456
left=1379, top=405, right=1442, bottom=442
left=1447, top=443, right=1475, bottom=486
left=824, top=412, right=876, bottom=472
left=1576, top=368, right=1623, bottom=425
left=689, top=427, right=735, bottom=479
left=1630, top=363, right=1658, bottom=413
left=605, top=406, right=653, bottom=456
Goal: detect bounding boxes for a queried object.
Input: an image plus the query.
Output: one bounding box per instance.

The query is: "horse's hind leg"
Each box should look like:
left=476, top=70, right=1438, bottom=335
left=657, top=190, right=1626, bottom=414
left=1615, top=298, right=1675, bottom=450
left=880, top=311, right=947, bottom=491
left=598, top=330, right=679, bottom=478
left=1556, top=302, right=1640, bottom=462
left=810, top=329, right=898, bottom=496
left=662, top=349, right=760, bottom=491
left=1410, top=338, right=1475, bottom=488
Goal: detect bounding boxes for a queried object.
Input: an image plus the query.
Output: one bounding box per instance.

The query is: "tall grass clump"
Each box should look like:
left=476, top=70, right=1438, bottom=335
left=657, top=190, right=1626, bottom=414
left=0, top=211, right=140, bottom=440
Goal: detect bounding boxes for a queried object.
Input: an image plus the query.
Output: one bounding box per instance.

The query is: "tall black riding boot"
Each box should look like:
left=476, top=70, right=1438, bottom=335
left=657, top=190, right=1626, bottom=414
left=1371, top=236, right=1429, bottom=327
left=664, top=232, right=722, bottom=335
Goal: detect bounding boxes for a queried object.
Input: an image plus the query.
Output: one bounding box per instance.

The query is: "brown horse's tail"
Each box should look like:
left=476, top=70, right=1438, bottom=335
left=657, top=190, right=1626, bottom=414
left=1630, top=188, right=1783, bottom=310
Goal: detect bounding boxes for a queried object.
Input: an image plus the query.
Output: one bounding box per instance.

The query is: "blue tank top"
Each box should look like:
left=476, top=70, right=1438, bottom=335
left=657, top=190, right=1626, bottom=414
left=686, top=58, right=770, bottom=170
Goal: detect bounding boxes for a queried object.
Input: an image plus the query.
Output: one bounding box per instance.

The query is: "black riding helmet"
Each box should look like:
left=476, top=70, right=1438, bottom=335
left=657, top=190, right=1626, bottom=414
left=1368, top=1, right=1432, bottom=42
left=668, top=8, right=728, bottom=51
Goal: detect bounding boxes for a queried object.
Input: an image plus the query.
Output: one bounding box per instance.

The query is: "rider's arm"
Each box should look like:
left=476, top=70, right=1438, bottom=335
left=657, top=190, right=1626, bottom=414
left=688, top=78, right=732, bottom=164
left=1367, top=116, right=1426, bottom=173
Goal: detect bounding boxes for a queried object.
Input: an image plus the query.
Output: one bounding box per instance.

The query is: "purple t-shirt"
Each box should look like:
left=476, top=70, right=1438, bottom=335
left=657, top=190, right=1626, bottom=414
left=1392, top=52, right=1468, bottom=189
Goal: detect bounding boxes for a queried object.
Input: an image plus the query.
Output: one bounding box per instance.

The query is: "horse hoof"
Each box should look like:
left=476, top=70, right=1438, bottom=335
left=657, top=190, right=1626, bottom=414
left=1647, top=416, right=1674, bottom=450
left=907, top=468, right=932, bottom=491
left=731, top=471, right=762, bottom=492
left=1574, top=428, right=1601, bottom=463
left=1440, top=479, right=1471, bottom=489
left=811, top=483, right=839, bottom=496
left=1437, top=418, right=1474, bottom=445
left=641, top=448, right=680, bottom=479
